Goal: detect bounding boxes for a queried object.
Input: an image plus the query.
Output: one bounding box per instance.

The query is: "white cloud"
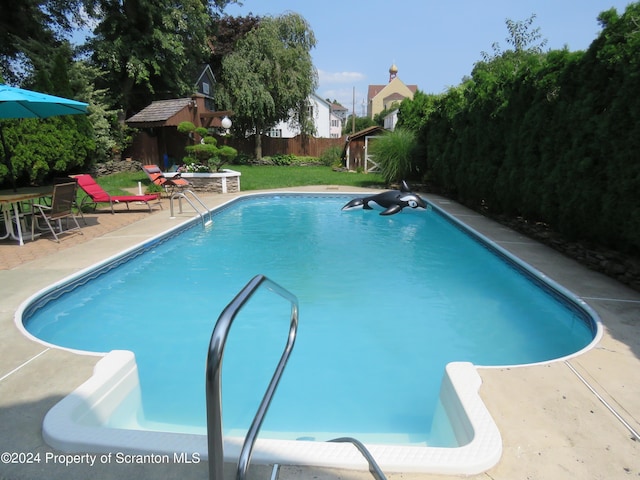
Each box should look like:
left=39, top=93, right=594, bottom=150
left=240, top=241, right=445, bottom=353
left=316, top=70, right=369, bottom=110
left=319, top=87, right=369, bottom=113
left=318, top=69, right=366, bottom=84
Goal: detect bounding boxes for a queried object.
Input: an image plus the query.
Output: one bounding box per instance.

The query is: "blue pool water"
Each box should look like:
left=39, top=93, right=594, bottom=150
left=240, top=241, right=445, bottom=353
left=23, top=194, right=596, bottom=446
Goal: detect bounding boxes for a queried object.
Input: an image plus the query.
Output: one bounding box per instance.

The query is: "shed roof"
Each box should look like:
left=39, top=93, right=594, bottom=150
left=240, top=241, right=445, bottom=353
left=125, top=98, right=192, bottom=127
left=346, top=125, right=384, bottom=141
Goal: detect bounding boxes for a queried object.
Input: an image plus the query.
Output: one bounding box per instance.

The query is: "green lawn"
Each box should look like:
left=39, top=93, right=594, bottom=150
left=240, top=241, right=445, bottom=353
left=230, top=165, right=385, bottom=190
left=95, top=165, right=385, bottom=193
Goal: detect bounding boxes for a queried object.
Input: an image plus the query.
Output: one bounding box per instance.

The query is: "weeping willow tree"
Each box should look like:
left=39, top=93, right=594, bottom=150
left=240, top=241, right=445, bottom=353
left=215, top=12, right=318, bottom=160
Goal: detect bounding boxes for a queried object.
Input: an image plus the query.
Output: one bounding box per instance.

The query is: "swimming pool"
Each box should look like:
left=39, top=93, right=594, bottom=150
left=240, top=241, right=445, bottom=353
left=19, top=192, right=600, bottom=474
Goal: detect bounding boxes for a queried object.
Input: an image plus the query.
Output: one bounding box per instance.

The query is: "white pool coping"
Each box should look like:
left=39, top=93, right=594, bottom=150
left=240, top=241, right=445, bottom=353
left=42, top=350, right=502, bottom=474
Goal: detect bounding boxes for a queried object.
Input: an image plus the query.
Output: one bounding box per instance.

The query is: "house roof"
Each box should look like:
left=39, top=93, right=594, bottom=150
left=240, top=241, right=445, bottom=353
left=368, top=84, right=386, bottom=99
left=125, top=98, right=192, bottom=127
left=346, top=125, right=384, bottom=141
left=342, top=125, right=385, bottom=158
left=367, top=82, right=418, bottom=101
left=194, top=65, right=216, bottom=89
left=126, top=95, right=232, bottom=129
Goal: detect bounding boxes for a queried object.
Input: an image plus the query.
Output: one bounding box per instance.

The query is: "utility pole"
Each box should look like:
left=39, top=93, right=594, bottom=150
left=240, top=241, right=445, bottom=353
left=351, top=86, right=356, bottom=134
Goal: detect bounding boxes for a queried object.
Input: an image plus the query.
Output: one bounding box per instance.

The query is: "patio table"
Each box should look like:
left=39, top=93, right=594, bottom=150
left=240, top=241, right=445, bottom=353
left=0, top=186, right=52, bottom=245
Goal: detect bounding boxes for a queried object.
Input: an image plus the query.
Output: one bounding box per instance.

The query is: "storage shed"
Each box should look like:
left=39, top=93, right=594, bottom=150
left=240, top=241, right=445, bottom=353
left=342, top=126, right=385, bottom=172
left=125, top=94, right=232, bottom=168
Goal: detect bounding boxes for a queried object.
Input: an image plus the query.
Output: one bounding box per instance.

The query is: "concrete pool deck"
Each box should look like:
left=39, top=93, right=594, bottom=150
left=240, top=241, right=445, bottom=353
left=0, top=186, right=638, bottom=479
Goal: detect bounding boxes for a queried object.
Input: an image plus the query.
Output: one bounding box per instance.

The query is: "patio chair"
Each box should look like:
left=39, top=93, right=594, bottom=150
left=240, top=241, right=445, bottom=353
left=73, top=174, right=162, bottom=214
left=53, top=176, right=86, bottom=224
left=142, top=164, right=190, bottom=195
left=31, top=182, right=83, bottom=242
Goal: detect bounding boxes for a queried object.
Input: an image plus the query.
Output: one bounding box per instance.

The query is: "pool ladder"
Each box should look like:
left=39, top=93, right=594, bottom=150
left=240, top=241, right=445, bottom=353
left=206, top=274, right=387, bottom=480
left=169, top=189, right=212, bottom=226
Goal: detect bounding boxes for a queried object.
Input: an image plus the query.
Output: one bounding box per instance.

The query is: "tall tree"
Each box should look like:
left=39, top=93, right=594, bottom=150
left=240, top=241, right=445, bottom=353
left=216, top=12, right=318, bottom=159
left=208, top=14, right=261, bottom=82
left=86, top=0, right=236, bottom=116
left=342, top=114, right=375, bottom=135
left=0, top=0, right=87, bottom=83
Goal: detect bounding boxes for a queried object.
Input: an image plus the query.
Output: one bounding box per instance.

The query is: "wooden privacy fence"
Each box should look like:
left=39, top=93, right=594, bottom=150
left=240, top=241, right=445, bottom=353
left=221, top=135, right=344, bottom=158
left=128, top=131, right=345, bottom=166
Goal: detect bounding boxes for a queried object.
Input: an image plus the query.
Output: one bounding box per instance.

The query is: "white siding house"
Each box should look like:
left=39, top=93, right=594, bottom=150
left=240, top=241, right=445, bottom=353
left=384, top=109, right=399, bottom=131
left=329, top=113, right=342, bottom=138
left=268, top=93, right=341, bottom=139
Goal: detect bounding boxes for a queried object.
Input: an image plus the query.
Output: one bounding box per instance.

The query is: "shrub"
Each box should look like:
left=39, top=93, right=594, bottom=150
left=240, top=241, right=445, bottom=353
left=183, top=135, right=238, bottom=172
left=319, top=145, right=343, bottom=167
left=177, top=122, right=196, bottom=135
left=369, top=128, right=419, bottom=184
left=271, top=153, right=296, bottom=165
left=231, top=153, right=253, bottom=165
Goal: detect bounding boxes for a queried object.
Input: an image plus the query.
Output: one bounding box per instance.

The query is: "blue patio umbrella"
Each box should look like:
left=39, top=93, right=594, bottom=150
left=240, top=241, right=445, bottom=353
left=0, top=84, right=89, bottom=190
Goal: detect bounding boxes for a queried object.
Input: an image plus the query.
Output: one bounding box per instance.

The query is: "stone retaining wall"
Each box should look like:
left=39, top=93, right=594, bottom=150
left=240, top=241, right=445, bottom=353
left=91, top=161, right=241, bottom=194
left=92, top=160, right=143, bottom=177
left=179, top=173, right=240, bottom=194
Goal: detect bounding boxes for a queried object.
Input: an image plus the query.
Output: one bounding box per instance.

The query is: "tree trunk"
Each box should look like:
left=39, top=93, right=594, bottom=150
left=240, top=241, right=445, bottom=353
left=254, top=132, right=262, bottom=160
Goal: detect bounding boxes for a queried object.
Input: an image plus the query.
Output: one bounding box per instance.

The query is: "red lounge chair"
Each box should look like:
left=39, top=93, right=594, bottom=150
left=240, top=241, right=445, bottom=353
left=142, top=164, right=190, bottom=194
left=73, top=174, right=162, bottom=214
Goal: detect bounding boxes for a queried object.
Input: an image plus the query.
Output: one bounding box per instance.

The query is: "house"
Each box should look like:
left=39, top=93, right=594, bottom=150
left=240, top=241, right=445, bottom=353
left=267, top=93, right=343, bottom=139
left=367, top=64, right=418, bottom=119
left=384, top=108, right=399, bottom=131
left=193, top=65, right=216, bottom=111
left=329, top=111, right=342, bottom=138
left=125, top=66, right=231, bottom=167
left=342, top=125, right=385, bottom=172
left=330, top=102, right=349, bottom=129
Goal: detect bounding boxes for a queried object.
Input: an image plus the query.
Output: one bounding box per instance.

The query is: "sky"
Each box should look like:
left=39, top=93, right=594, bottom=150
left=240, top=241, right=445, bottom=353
left=224, top=0, right=633, bottom=114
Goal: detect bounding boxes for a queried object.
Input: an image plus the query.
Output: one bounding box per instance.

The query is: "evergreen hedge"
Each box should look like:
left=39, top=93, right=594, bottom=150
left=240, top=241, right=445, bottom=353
left=408, top=3, right=639, bottom=254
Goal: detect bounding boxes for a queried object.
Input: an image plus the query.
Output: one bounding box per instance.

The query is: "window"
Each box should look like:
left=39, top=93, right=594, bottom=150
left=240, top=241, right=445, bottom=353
left=266, top=128, right=282, bottom=138
left=202, top=82, right=210, bottom=95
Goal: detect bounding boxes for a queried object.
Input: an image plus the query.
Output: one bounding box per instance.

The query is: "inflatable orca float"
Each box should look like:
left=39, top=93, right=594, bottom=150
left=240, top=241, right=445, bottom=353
left=341, top=181, right=427, bottom=215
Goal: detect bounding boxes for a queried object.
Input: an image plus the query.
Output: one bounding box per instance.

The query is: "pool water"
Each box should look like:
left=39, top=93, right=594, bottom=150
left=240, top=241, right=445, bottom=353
left=23, top=195, right=595, bottom=446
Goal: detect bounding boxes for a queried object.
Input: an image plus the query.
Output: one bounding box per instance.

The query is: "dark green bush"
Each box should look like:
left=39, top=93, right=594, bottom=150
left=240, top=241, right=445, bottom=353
left=411, top=3, right=640, bottom=254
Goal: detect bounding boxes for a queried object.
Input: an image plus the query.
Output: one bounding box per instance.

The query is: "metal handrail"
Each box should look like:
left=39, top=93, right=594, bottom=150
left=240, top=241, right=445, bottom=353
left=329, top=437, right=387, bottom=480
left=206, top=274, right=299, bottom=480
left=169, top=189, right=212, bottom=226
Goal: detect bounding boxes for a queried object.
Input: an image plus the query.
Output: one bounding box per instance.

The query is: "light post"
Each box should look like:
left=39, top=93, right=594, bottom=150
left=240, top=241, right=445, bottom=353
left=221, top=116, right=232, bottom=134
